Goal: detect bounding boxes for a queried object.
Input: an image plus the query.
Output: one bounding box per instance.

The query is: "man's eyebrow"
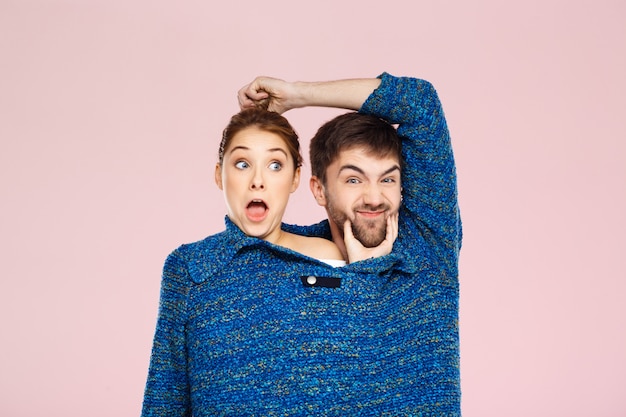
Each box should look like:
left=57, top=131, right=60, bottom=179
left=338, top=164, right=365, bottom=175
left=381, top=165, right=401, bottom=176
left=338, top=164, right=400, bottom=177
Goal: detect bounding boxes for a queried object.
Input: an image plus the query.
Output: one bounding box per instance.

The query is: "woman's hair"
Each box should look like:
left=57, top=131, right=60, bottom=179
left=219, top=108, right=303, bottom=170
left=309, top=112, right=401, bottom=185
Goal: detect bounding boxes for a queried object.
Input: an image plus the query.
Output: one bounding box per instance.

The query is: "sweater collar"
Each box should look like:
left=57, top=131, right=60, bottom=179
left=186, top=216, right=417, bottom=284
left=186, top=216, right=269, bottom=283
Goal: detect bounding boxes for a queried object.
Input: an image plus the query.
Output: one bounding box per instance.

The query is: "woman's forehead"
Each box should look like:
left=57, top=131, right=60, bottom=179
left=226, top=128, right=289, bottom=153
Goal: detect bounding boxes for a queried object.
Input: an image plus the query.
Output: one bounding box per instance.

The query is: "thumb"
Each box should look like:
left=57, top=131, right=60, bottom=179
left=343, top=219, right=354, bottom=242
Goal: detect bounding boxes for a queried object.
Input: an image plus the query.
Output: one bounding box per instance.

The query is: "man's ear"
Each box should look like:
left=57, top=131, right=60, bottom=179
left=309, top=176, right=327, bottom=207
left=290, top=167, right=301, bottom=193
left=214, top=164, right=223, bottom=190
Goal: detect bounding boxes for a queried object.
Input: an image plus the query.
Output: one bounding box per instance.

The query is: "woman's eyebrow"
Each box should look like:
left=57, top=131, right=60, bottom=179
left=228, top=146, right=288, bottom=158
left=228, top=145, right=250, bottom=153
left=266, top=148, right=288, bottom=157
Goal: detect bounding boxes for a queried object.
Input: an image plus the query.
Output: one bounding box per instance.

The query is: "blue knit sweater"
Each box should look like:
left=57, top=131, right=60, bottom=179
left=142, top=73, right=462, bottom=416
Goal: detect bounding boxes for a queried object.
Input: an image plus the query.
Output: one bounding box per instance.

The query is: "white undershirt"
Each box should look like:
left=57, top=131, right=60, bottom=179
left=319, top=259, right=347, bottom=267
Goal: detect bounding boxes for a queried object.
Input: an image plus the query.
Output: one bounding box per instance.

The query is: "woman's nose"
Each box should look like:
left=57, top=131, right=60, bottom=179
left=250, top=169, right=265, bottom=190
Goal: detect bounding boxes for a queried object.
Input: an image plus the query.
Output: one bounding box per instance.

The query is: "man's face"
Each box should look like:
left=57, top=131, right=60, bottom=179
left=312, top=147, right=402, bottom=248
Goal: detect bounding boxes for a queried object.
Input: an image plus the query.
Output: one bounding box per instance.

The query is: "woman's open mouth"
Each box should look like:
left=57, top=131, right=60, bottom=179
left=246, top=199, right=268, bottom=222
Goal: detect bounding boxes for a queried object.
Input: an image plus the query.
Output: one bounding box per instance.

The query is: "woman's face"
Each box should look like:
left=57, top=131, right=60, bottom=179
left=215, top=126, right=300, bottom=243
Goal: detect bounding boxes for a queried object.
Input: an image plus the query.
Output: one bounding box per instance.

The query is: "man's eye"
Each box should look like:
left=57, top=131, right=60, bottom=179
left=235, top=161, right=249, bottom=169
left=346, top=178, right=360, bottom=184
left=269, top=161, right=282, bottom=171
left=382, top=177, right=397, bottom=183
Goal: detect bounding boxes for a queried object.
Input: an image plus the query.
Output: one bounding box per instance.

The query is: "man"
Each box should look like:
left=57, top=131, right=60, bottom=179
left=239, top=72, right=462, bottom=415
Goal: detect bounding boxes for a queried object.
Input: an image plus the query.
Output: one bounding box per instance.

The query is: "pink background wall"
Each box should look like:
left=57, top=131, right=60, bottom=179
left=1, top=1, right=625, bottom=416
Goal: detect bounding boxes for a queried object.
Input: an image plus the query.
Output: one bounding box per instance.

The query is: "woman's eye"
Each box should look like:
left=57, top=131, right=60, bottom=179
left=268, top=161, right=282, bottom=171
left=235, top=161, right=249, bottom=169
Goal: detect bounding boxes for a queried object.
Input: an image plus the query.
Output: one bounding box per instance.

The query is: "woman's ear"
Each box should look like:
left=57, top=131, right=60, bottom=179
left=214, top=163, right=223, bottom=190
left=309, top=176, right=327, bottom=206
left=290, top=167, right=301, bottom=193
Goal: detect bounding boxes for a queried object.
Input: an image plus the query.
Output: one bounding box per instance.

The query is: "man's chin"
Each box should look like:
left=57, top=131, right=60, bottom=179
left=357, top=235, right=387, bottom=248
left=352, top=220, right=387, bottom=248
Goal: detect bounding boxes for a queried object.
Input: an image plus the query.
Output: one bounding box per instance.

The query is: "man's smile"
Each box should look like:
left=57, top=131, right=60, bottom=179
left=355, top=210, right=386, bottom=219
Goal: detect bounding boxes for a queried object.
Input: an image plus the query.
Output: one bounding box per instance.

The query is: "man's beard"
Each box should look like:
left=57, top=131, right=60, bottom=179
left=326, top=197, right=390, bottom=248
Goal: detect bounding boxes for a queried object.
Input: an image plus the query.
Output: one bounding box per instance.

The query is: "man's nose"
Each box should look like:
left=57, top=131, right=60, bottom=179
left=362, top=183, right=384, bottom=206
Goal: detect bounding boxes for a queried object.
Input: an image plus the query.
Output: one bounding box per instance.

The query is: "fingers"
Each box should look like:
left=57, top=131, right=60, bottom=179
left=386, top=212, right=399, bottom=244
left=345, top=213, right=399, bottom=264
left=236, top=76, right=296, bottom=114
left=343, top=219, right=355, bottom=242
left=344, top=219, right=369, bottom=264
left=237, top=79, right=270, bottom=110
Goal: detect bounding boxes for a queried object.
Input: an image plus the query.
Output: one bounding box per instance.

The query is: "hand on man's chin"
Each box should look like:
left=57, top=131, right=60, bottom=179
left=343, top=213, right=398, bottom=263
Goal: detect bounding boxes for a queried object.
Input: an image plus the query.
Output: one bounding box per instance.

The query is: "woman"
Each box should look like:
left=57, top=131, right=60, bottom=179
left=214, top=108, right=345, bottom=263
left=141, top=108, right=396, bottom=417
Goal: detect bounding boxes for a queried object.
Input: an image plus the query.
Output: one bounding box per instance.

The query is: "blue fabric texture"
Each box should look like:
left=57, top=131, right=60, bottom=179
left=141, top=72, right=462, bottom=416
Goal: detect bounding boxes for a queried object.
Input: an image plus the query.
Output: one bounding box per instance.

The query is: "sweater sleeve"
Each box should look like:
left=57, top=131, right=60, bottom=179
left=360, top=73, right=462, bottom=276
left=141, top=249, right=192, bottom=417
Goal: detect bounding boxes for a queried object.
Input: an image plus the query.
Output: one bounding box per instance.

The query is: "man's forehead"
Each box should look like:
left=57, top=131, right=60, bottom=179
left=334, top=147, right=400, bottom=166
left=329, top=148, right=401, bottom=176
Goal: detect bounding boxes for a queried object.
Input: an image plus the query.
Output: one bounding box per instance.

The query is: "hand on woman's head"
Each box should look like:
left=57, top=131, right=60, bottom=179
left=237, top=76, right=299, bottom=114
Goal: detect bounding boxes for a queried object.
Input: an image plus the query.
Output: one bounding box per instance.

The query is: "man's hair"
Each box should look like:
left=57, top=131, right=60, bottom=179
left=309, top=112, right=401, bottom=184
left=219, top=108, right=303, bottom=170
